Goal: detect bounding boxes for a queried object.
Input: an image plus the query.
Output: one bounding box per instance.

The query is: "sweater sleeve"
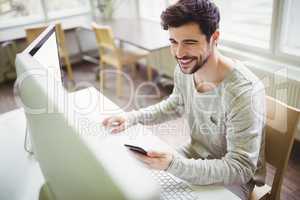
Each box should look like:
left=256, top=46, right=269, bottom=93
left=166, top=80, right=266, bottom=185
left=124, top=66, right=185, bottom=126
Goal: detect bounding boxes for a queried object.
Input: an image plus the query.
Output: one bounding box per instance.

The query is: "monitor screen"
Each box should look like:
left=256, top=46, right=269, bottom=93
left=29, top=27, right=63, bottom=83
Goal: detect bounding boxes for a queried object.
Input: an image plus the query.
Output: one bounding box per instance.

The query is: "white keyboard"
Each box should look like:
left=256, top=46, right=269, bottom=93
left=151, top=170, right=196, bottom=200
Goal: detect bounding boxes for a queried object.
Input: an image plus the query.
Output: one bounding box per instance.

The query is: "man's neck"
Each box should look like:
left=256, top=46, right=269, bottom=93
left=193, top=52, right=234, bottom=92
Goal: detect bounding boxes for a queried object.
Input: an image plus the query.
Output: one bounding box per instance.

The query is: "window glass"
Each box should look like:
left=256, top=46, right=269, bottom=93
left=91, top=0, right=125, bottom=19
left=280, top=0, right=300, bottom=57
left=214, top=0, right=273, bottom=49
left=0, top=0, right=44, bottom=28
left=139, top=0, right=167, bottom=21
left=45, top=0, right=90, bottom=19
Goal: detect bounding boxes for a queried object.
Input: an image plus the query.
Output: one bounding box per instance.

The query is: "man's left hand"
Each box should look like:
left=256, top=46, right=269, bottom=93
left=132, top=151, right=173, bottom=171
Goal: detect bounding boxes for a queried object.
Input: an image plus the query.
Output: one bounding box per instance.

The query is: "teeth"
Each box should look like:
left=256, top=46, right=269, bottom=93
left=180, top=59, right=192, bottom=64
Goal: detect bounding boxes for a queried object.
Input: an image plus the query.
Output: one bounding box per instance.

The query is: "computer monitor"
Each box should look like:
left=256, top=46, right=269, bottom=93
left=15, top=24, right=159, bottom=200
left=26, top=24, right=63, bottom=84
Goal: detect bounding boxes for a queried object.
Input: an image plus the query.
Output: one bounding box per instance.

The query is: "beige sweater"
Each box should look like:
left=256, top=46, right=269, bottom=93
left=126, top=62, right=266, bottom=186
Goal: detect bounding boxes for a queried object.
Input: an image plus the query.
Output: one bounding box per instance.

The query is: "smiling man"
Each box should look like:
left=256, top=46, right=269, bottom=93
left=102, top=0, right=266, bottom=199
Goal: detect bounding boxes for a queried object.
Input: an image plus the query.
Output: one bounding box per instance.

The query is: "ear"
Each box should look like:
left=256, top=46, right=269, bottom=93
left=211, top=30, right=220, bottom=46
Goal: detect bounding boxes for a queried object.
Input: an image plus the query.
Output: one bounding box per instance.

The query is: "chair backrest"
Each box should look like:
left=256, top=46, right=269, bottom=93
left=91, top=22, right=117, bottom=57
left=25, top=23, right=65, bottom=48
left=26, top=26, right=47, bottom=44
left=55, top=23, right=65, bottom=49
left=265, top=96, right=300, bottom=200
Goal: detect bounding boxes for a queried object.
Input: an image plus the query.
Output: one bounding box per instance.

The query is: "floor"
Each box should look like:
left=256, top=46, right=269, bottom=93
left=1, top=61, right=299, bottom=200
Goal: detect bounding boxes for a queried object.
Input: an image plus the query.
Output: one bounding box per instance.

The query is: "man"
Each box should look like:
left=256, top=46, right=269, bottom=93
left=103, top=0, right=266, bottom=199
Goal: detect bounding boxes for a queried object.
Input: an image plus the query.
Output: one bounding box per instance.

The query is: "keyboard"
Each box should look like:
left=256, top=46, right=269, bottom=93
left=150, top=170, right=196, bottom=200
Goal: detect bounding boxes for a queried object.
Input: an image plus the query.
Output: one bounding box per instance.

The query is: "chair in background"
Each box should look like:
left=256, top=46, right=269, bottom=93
left=251, top=96, right=300, bottom=200
left=92, top=22, right=148, bottom=97
left=25, top=23, right=74, bottom=82
left=0, top=41, right=17, bottom=83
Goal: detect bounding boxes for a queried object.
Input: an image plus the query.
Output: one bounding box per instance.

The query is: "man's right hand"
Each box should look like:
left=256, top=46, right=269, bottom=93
left=102, top=116, right=126, bottom=134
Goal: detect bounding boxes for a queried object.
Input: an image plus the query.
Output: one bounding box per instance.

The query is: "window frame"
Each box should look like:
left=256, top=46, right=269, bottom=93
left=0, top=0, right=93, bottom=36
left=218, top=0, right=299, bottom=64
left=273, top=0, right=300, bottom=64
left=137, top=0, right=300, bottom=67
left=219, top=0, right=300, bottom=65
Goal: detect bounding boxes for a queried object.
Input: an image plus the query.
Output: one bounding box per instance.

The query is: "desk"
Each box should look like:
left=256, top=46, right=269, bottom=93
left=0, top=87, right=240, bottom=200
left=0, top=109, right=44, bottom=200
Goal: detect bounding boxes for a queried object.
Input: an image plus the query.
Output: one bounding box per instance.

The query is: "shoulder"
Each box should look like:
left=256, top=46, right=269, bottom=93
left=223, top=62, right=265, bottom=109
left=224, top=62, right=264, bottom=97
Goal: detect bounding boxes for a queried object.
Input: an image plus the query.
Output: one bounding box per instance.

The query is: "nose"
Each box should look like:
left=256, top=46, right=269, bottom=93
left=175, top=44, right=186, bottom=58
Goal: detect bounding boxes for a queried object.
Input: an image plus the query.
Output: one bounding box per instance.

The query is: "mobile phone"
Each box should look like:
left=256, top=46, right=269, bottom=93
left=124, top=144, right=148, bottom=156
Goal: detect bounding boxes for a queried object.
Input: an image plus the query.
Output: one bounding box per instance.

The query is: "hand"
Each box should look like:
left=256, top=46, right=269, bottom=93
left=102, top=116, right=126, bottom=133
left=133, top=150, right=173, bottom=171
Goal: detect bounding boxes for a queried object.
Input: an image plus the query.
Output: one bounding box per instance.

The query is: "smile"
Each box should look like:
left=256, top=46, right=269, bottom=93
left=178, top=58, right=194, bottom=65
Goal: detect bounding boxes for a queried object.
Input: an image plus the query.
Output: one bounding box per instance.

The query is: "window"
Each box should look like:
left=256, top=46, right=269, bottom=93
left=91, top=0, right=126, bottom=19
left=0, top=0, right=91, bottom=29
left=280, top=0, right=300, bottom=57
left=45, top=0, right=90, bottom=19
left=139, top=0, right=274, bottom=50
left=214, top=0, right=273, bottom=49
left=0, top=0, right=44, bottom=28
left=139, top=0, right=167, bottom=21
left=152, top=0, right=300, bottom=65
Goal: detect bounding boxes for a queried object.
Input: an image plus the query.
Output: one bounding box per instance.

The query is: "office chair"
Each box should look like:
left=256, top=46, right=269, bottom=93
left=92, top=22, right=148, bottom=96
left=251, top=96, right=300, bottom=200
left=25, top=23, right=74, bottom=82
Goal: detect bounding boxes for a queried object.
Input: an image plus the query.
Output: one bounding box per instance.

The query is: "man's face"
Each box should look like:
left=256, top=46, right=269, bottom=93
left=169, top=23, right=212, bottom=74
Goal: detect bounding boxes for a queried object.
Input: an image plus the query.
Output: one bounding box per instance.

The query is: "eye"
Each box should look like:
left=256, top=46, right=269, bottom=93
left=169, top=39, right=177, bottom=45
left=184, top=41, right=197, bottom=45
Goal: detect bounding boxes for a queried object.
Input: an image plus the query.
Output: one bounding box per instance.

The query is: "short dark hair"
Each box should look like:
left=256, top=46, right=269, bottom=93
left=161, top=0, right=220, bottom=42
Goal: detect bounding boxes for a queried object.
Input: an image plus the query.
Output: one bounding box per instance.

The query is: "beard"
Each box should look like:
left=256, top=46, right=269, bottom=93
left=176, top=53, right=210, bottom=74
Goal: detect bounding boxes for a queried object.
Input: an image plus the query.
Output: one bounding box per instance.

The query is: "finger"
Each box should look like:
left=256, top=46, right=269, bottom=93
left=110, top=124, right=125, bottom=134
left=107, top=118, right=119, bottom=127
left=147, top=151, right=166, bottom=158
left=132, top=152, right=152, bottom=164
